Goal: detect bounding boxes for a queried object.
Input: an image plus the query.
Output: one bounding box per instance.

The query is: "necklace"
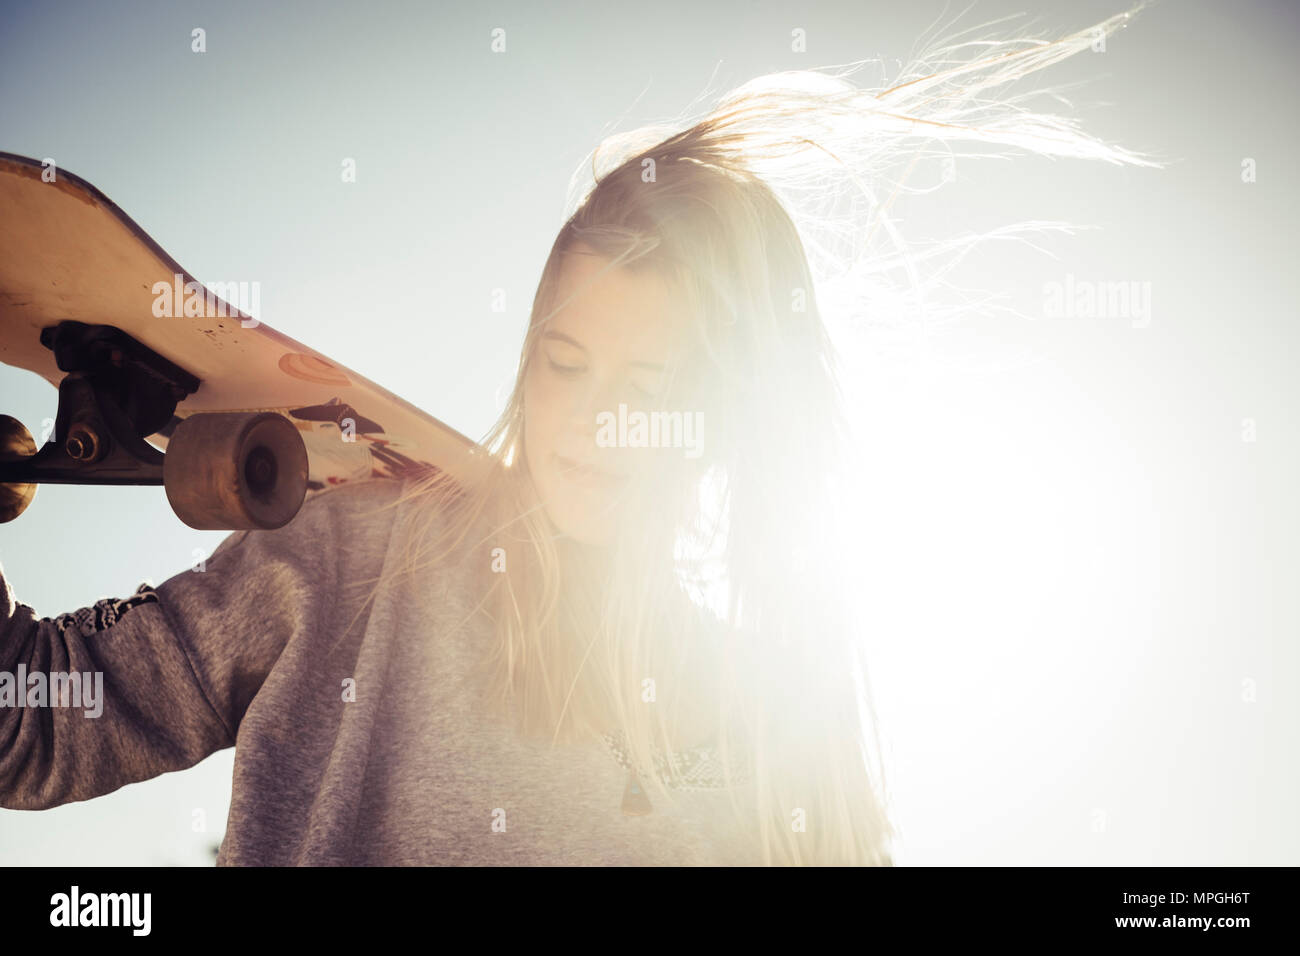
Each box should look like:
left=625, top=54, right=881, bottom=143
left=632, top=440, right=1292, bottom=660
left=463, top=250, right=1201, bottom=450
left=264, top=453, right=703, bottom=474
left=622, top=771, right=654, bottom=816
left=601, top=729, right=752, bottom=816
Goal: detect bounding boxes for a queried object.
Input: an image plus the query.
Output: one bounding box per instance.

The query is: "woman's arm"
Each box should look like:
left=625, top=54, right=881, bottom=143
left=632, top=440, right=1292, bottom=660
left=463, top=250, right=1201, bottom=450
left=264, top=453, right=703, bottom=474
left=0, top=479, right=400, bottom=810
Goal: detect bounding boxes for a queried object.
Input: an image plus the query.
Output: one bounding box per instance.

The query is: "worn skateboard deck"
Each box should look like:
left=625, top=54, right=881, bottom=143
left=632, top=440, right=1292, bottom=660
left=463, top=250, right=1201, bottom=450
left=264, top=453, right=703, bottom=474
left=0, top=152, right=488, bottom=524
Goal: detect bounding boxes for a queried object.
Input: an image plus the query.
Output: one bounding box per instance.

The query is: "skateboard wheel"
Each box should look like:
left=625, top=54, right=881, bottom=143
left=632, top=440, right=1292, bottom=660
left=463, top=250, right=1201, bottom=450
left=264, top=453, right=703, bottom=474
left=163, top=412, right=308, bottom=530
left=0, top=414, right=37, bottom=523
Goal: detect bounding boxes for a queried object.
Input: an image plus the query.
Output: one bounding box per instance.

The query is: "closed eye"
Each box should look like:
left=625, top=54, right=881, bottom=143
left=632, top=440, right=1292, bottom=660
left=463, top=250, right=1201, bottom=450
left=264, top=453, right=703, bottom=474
left=547, top=354, right=663, bottom=400
left=548, top=358, right=585, bottom=376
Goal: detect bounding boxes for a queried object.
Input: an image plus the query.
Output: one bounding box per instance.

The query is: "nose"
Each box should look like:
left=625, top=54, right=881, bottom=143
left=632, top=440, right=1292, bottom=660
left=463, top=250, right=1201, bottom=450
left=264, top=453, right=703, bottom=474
left=566, top=374, right=632, bottom=463
left=567, top=373, right=622, bottom=434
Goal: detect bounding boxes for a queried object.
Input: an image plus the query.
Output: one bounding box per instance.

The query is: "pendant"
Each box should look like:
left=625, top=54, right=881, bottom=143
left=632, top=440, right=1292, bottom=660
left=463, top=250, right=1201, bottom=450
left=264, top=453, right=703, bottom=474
left=621, top=770, right=654, bottom=816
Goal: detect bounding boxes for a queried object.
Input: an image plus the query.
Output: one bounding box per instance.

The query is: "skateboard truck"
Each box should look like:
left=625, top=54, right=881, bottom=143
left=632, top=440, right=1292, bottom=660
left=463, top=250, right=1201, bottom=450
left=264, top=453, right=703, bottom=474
left=0, top=321, right=308, bottom=530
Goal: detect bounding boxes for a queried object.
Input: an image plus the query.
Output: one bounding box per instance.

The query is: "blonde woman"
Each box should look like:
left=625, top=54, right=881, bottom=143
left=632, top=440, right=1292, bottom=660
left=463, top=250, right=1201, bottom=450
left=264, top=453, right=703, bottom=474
left=0, top=7, right=1152, bottom=865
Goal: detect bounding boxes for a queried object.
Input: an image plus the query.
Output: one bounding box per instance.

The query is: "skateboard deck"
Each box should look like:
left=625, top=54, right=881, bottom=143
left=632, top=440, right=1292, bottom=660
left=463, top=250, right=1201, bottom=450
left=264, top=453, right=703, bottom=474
left=0, top=152, right=489, bottom=528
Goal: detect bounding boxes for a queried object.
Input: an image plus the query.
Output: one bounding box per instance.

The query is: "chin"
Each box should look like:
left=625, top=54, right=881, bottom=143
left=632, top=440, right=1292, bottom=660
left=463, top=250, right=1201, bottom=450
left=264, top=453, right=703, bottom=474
left=550, top=505, right=616, bottom=548
left=526, top=453, right=625, bottom=548
left=544, top=484, right=625, bottom=547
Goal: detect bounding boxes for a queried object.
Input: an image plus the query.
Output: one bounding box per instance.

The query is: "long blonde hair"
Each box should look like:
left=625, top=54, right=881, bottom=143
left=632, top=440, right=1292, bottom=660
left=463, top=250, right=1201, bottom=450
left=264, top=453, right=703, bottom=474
left=335, top=4, right=1156, bottom=865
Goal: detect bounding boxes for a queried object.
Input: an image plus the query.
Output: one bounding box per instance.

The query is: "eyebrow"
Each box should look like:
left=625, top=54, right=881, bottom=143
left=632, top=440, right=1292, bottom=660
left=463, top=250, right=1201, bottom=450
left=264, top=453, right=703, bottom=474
left=541, top=330, right=665, bottom=371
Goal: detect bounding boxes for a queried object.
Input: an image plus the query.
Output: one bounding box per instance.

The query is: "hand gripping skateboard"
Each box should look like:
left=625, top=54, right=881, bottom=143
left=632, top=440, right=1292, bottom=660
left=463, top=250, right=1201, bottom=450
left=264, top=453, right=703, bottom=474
left=0, top=152, right=488, bottom=530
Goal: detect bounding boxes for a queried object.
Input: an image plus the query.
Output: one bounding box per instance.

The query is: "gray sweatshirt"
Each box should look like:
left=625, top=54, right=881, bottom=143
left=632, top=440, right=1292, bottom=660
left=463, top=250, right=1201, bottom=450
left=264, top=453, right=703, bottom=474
left=0, top=478, right=759, bottom=865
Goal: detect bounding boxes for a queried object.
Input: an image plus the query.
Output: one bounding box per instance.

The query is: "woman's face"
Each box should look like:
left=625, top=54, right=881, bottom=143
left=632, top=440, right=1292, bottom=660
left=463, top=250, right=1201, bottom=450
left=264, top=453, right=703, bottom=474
left=522, top=244, right=684, bottom=547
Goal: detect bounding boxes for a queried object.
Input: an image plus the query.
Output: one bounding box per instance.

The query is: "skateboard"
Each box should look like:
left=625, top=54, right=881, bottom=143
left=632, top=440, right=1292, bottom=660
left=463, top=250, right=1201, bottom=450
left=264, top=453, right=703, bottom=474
left=0, top=152, right=489, bottom=530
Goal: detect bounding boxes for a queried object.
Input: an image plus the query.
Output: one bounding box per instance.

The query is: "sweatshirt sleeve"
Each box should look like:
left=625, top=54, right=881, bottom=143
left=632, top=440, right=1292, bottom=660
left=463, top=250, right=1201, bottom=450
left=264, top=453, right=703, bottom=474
left=0, top=479, right=399, bottom=810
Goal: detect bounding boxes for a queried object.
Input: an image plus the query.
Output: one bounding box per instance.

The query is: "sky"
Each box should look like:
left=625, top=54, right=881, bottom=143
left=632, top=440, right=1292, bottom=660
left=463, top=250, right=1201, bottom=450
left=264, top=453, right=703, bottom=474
left=0, top=0, right=1297, bottom=865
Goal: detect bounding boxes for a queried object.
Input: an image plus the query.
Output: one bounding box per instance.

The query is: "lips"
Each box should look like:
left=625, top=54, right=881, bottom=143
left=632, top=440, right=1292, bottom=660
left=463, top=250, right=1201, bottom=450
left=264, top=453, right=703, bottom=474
left=555, top=453, right=628, bottom=487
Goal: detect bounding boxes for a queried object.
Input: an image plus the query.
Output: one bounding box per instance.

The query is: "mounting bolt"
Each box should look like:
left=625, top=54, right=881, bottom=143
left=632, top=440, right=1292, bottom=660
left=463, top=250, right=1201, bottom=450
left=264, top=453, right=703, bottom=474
left=66, top=423, right=102, bottom=462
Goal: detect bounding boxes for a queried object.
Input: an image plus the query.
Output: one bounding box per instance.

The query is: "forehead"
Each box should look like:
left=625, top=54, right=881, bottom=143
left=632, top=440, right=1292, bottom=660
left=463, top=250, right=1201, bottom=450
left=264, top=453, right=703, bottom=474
left=544, top=243, right=683, bottom=358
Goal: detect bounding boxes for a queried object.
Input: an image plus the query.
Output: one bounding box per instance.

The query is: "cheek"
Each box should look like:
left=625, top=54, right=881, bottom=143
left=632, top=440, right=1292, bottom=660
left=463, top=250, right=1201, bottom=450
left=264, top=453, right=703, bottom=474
left=522, top=363, right=558, bottom=463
